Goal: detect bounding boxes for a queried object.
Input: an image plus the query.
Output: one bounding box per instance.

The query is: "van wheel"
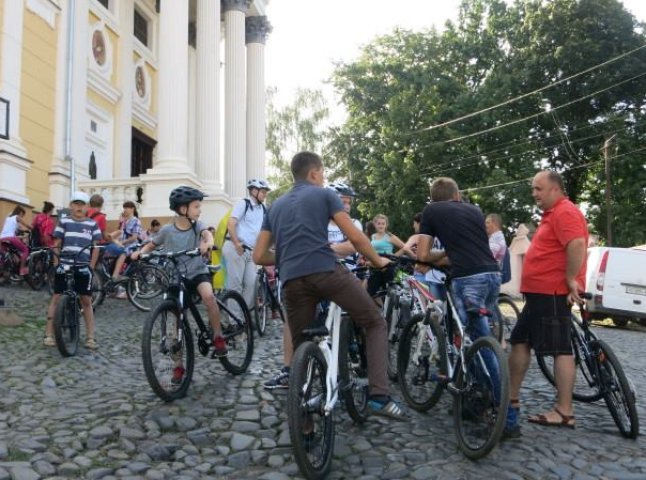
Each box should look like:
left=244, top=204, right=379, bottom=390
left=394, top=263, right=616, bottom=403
left=612, top=317, right=629, bottom=328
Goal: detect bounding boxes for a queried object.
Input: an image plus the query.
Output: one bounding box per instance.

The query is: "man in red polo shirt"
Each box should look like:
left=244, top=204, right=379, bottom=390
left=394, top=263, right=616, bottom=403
left=504, top=170, right=588, bottom=438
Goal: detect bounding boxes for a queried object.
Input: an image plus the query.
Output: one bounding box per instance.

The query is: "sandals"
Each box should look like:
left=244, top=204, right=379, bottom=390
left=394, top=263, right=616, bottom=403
left=43, top=335, right=55, bottom=347
left=528, top=407, right=575, bottom=429
left=85, top=338, right=98, bottom=350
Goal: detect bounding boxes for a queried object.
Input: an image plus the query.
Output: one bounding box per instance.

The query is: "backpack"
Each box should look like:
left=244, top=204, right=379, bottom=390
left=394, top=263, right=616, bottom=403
left=214, top=199, right=266, bottom=250
left=501, top=247, right=512, bottom=284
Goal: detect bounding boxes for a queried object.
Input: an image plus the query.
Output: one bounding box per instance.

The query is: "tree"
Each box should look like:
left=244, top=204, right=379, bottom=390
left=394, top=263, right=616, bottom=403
left=329, top=0, right=646, bottom=243
left=265, top=87, right=330, bottom=199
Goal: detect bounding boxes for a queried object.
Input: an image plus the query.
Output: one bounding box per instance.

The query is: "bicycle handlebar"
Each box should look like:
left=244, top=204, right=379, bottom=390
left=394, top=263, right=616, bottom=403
left=141, top=248, right=202, bottom=261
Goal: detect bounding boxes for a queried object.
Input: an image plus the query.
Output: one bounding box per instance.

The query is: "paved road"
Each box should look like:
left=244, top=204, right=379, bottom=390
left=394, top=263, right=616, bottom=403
left=1, top=283, right=645, bottom=480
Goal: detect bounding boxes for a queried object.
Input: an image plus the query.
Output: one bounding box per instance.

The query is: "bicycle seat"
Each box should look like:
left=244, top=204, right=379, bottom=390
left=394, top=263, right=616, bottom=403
left=302, top=326, right=329, bottom=338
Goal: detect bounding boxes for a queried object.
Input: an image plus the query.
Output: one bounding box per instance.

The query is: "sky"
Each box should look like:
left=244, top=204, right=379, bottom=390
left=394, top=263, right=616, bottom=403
left=265, top=0, right=646, bottom=123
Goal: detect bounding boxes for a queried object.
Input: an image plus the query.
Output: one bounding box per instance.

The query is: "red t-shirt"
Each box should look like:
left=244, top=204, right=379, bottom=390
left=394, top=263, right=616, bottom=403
left=521, top=197, right=588, bottom=295
left=86, top=208, right=107, bottom=242
left=32, top=213, right=55, bottom=247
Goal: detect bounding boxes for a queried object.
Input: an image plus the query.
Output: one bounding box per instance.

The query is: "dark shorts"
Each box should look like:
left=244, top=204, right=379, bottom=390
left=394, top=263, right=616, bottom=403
left=184, top=273, right=211, bottom=294
left=54, top=265, right=93, bottom=296
left=509, top=293, right=573, bottom=356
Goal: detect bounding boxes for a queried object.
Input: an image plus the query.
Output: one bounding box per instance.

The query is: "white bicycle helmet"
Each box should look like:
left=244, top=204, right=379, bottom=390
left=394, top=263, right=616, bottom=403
left=247, top=179, right=271, bottom=191
left=328, top=182, right=356, bottom=197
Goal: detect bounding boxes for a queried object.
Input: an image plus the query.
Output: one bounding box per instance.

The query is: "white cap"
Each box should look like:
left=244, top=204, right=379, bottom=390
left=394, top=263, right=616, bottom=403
left=71, top=191, right=90, bottom=204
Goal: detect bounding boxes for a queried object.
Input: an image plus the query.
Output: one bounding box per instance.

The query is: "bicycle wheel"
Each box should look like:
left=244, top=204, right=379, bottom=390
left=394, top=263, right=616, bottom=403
left=218, top=290, right=254, bottom=375
left=454, top=336, right=509, bottom=460
left=595, top=340, right=639, bottom=438
left=288, top=341, right=334, bottom=480
left=385, top=290, right=405, bottom=382
left=142, top=299, right=194, bottom=402
left=91, top=271, right=105, bottom=308
left=46, top=264, right=56, bottom=295
left=253, top=275, right=269, bottom=336
left=397, top=313, right=447, bottom=412
left=339, top=316, right=369, bottom=423
left=127, top=264, right=169, bottom=312
left=53, top=294, right=80, bottom=357
left=26, top=252, right=47, bottom=290
left=536, top=320, right=603, bottom=402
left=497, top=297, right=520, bottom=341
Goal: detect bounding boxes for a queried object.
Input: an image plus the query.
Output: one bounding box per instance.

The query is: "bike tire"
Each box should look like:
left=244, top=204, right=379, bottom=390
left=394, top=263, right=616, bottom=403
left=26, top=252, right=47, bottom=290
left=384, top=290, right=400, bottom=382
left=339, top=315, right=369, bottom=424
left=454, top=335, right=509, bottom=460
left=127, top=264, right=168, bottom=312
left=53, top=294, right=80, bottom=357
left=253, top=275, right=268, bottom=337
left=141, top=299, right=194, bottom=402
left=497, top=297, right=520, bottom=341
left=536, top=318, right=603, bottom=403
left=595, top=340, right=639, bottom=438
left=288, top=341, right=334, bottom=480
left=397, top=313, right=447, bottom=412
left=91, top=271, right=105, bottom=308
left=218, top=290, right=254, bottom=375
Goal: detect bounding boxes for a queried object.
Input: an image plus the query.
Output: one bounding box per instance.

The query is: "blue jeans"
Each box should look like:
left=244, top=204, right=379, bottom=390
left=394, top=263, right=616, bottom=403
left=451, top=272, right=501, bottom=340
left=451, top=272, right=503, bottom=403
left=413, top=272, right=446, bottom=301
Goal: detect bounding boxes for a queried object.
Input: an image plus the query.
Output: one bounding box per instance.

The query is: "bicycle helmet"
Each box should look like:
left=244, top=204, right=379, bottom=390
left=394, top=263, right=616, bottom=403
left=328, top=182, right=356, bottom=197
left=71, top=191, right=90, bottom=204
left=169, top=185, right=205, bottom=211
left=246, top=179, right=271, bottom=191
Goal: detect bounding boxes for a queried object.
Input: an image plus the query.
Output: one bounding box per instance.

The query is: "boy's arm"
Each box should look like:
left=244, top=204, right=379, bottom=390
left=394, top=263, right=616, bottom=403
left=131, top=240, right=156, bottom=260
left=200, top=229, right=214, bottom=256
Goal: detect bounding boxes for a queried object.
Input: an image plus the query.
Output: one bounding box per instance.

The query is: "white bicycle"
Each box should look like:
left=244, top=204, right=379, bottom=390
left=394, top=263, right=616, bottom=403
left=287, top=298, right=369, bottom=479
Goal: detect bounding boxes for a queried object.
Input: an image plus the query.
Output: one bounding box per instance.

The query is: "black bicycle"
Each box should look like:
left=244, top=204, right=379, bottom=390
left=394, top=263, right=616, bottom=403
left=254, top=266, right=284, bottom=336
left=27, top=246, right=55, bottom=290
left=536, top=293, right=639, bottom=438
left=141, top=248, right=254, bottom=402
left=52, top=245, right=96, bottom=357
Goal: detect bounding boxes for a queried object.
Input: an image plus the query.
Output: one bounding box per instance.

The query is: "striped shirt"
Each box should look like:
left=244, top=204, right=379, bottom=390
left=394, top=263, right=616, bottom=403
left=54, top=216, right=102, bottom=265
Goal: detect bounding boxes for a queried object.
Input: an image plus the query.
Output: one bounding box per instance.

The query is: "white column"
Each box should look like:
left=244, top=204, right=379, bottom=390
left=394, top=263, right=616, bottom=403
left=245, top=16, right=271, bottom=182
left=154, top=0, right=190, bottom=173
left=0, top=0, right=29, bottom=204
left=222, top=0, right=250, bottom=199
left=116, top=0, right=134, bottom=178
left=196, top=0, right=222, bottom=193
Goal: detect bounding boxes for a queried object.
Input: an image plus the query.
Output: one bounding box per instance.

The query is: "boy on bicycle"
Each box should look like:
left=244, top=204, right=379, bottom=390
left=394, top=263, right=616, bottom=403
left=44, top=191, right=102, bottom=349
left=253, top=151, right=405, bottom=419
left=131, top=186, right=227, bottom=361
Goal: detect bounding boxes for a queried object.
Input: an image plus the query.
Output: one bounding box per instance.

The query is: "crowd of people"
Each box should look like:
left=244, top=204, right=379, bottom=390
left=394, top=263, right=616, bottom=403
left=1, top=151, right=589, bottom=439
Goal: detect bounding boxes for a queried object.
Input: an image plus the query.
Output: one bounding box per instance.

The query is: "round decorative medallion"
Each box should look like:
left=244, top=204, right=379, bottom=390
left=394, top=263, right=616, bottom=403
left=135, top=66, right=146, bottom=98
left=92, top=30, right=106, bottom=66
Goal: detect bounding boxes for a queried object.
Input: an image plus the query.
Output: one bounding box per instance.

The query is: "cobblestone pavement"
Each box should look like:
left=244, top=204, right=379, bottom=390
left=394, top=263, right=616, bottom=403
left=1, top=283, right=646, bottom=480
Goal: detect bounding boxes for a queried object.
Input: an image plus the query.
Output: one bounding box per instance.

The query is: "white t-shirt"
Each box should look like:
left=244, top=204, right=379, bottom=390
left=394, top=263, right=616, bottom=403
left=0, top=215, right=18, bottom=239
left=327, top=218, right=362, bottom=244
left=231, top=198, right=265, bottom=248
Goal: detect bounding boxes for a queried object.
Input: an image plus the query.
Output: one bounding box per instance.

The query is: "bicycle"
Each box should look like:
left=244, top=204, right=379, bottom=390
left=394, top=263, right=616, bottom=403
left=93, top=247, right=169, bottom=312
left=141, top=248, right=254, bottom=402
left=287, top=291, right=370, bottom=480
left=26, top=245, right=55, bottom=291
left=254, top=265, right=285, bottom=336
left=535, top=292, right=639, bottom=438
left=0, top=239, right=25, bottom=285
left=52, top=245, right=97, bottom=357
left=397, top=276, right=510, bottom=459
left=495, top=294, right=521, bottom=344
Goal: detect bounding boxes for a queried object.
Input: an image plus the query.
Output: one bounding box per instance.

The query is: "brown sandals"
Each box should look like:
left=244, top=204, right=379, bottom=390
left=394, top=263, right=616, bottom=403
left=528, top=407, right=575, bottom=429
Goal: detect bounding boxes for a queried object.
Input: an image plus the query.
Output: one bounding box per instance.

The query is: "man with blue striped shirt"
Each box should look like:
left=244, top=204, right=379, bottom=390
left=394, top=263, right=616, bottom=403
left=43, top=192, right=102, bottom=350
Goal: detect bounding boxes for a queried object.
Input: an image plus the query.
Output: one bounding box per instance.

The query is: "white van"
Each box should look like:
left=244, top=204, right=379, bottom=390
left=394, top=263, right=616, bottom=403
left=585, top=246, right=646, bottom=326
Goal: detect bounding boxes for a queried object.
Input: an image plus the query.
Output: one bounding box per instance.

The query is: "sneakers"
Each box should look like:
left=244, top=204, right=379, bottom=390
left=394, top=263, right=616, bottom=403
left=502, top=401, right=522, bottom=440
left=264, top=367, right=290, bottom=390
left=171, top=366, right=185, bottom=385
left=213, top=335, right=228, bottom=357
left=85, top=338, right=98, bottom=350
left=367, top=396, right=407, bottom=421
left=43, top=335, right=55, bottom=347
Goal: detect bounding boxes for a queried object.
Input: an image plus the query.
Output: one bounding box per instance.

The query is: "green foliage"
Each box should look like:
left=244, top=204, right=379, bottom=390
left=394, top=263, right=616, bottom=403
left=329, top=0, right=646, bottom=243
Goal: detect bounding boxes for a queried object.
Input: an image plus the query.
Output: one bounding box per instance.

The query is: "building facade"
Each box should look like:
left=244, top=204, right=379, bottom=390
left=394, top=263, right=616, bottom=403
left=0, top=0, right=271, bottom=223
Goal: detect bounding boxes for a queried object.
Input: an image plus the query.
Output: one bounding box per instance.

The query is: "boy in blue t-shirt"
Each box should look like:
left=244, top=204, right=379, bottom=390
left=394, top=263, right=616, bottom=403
left=43, top=192, right=102, bottom=349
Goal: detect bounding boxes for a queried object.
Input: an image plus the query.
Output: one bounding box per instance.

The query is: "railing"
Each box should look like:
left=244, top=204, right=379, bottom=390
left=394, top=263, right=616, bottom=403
left=77, top=178, right=145, bottom=220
